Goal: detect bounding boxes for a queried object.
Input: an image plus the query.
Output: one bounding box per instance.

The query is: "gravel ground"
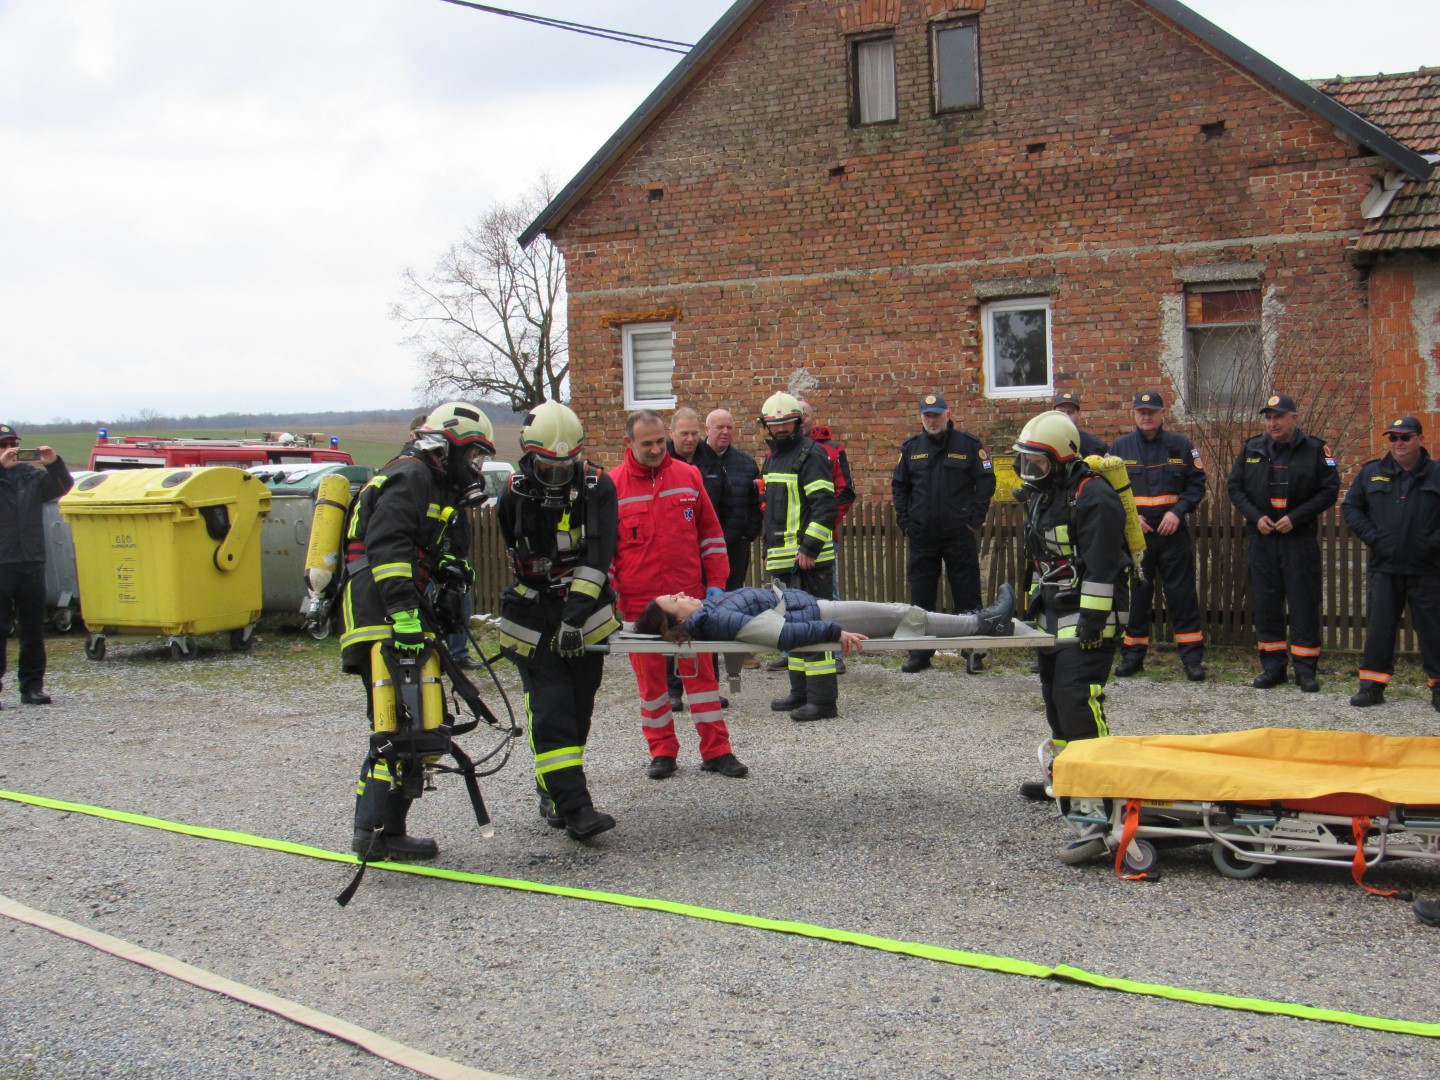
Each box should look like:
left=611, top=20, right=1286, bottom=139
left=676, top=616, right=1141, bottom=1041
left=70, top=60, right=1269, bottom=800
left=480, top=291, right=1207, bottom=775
left=4, top=628, right=1440, bottom=1079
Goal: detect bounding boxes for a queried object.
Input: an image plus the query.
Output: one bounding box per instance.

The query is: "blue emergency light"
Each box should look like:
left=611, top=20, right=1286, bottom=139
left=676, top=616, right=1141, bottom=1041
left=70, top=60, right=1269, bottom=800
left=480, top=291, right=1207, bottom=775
left=98, top=427, right=108, bottom=441
left=330, top=436, right=339, bottom=448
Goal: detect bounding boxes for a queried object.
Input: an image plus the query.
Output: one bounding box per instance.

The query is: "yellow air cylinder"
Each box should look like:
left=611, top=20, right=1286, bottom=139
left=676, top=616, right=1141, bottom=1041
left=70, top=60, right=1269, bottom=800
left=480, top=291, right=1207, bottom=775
left=303, top=474, right=352, bottom=598
left=1085, top=454, right=1147, bottom=583
left=370, top=642, right=445, bottom=737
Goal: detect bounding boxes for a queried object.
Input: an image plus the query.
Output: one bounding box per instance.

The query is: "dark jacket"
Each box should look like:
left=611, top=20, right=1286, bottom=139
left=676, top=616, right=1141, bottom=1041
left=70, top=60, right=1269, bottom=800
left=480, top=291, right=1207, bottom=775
left=891, top=423, right=995, bottom=537
left=761, top=435, right=837, bottom=570
left=1111, top=427, right=1207, bottom=527
left=1078, top=430, right=1109, bottom=458
left=0, top=457, right=73, bottom=565
left=683, top=586, right=841, bottom=650
left=1024, top=464, right=1128, bottom=640
left=680, top=440, right=762, bottom=546
left=1226, top=431, right=1338, bottom=535
left=809, top=425, right=857, bottom=524
left=1342, top=449, right=1440, bottom=576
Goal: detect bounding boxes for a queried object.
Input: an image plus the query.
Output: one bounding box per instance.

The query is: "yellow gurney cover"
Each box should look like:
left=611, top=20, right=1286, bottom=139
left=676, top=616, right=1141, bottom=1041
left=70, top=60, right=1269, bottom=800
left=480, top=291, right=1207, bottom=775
left=1051, top=728, right=1440, bottom=806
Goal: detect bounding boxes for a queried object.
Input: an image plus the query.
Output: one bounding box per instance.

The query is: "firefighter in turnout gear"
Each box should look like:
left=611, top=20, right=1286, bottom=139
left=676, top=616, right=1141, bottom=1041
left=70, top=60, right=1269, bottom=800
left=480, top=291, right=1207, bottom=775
left=1111, top=390, right=1208, bottom=681
left=339, top=401, right=496, bottom=861
left=759, top=392, right=841, bottom=721
left=1015, top=411, right=1128, bottom=801
left=497, top=401, right=622, bottom=840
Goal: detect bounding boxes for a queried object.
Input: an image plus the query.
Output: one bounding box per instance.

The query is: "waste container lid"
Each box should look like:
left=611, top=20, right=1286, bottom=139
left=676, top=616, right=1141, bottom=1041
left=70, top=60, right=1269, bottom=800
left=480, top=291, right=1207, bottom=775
left=61, top=466, right=271, bottom=509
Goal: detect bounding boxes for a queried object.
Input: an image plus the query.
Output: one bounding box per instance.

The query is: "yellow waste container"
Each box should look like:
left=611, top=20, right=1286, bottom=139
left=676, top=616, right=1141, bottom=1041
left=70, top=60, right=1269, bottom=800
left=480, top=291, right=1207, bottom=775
left=60, top=467, right=271, bottom=659
left=990, top=454, right=1021, bottom=504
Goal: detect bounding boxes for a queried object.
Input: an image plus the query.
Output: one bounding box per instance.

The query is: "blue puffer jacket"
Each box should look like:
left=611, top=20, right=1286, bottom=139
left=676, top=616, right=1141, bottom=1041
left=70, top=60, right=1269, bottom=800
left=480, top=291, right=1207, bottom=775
left=683, top=587, right=841, bottom=649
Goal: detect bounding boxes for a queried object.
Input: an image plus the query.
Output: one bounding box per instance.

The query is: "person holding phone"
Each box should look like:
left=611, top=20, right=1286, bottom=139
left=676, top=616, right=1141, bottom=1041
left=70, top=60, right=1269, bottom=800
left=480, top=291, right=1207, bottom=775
left=0, top=424, right=74, bottom=706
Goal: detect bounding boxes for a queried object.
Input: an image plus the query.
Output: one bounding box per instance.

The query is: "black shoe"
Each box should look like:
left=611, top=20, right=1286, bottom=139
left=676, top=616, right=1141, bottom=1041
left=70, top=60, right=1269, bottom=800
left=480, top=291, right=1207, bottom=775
left=700, top=752, right=749, bottom=778
left=770, top=692, right=806, bottom=711
left=718, top=696, right=730, bottom=709
left=647, top=755, right=677, bottom=780
left=1297, top=676, right=1321, bottom=693
left=765, top=656, right=789, bottom=671
left=453, top=655, right=483, bottom=671
left=382, top=832, right=440, bottom=860
left=977, top=584, right=1017, bottom=636
left=965, top=651, right=986, bottom=674
left=1350, top=685, right=1386, bottom=708
left=1184, top=662, right=1206, bottom=682
left=1019, top=780, right=1054, bottom=802
left=900, top=656, right=931, bottom=674
left=20, top=690, right=52, bottom=705
left=1414, top=898, right=1440, bottom=926
left=669, top=694, right=686, bottom=713
left=564, top=805, right=616, bottom=841
left=1252, top=671, right=1286, bottom=689
left=1114, top=656, right=1144, bottom=678
left=790, top=703, right=838, bottom=722
left=538, top=795, right=565, bottom=828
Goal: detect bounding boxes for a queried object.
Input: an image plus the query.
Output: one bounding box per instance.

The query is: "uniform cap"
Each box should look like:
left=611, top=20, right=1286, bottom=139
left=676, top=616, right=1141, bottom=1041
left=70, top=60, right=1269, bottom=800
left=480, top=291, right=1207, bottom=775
left=1132, top=390, right=1165, bottom=410
left=0, top=424, right=17, bottom=443
left=920, top=393, right=948, bottom=414
left=1385, top=416, right=1423, bottom=435
left=1260, top=393, right=1297, bottom=415
left=1053, top=391, right=1081, bottom=408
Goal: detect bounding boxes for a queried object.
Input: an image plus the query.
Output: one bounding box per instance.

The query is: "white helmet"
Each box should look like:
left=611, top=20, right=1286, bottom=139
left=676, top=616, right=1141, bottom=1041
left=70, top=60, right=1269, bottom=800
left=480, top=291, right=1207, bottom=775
left=520, top=400, right=585, bottom=489
left=1012, top=410, right=1081, bottom=491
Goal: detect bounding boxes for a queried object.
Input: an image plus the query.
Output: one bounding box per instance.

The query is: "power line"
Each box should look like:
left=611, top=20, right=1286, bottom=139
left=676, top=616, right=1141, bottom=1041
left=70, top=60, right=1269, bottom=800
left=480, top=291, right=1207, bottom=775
left=433, top=0, right=695, bottom=54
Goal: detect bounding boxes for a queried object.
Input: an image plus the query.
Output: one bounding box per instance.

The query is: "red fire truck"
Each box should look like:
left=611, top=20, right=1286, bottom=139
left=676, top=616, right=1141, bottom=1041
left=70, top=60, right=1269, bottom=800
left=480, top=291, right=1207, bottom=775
left=88, top=430, right=354, bottom=470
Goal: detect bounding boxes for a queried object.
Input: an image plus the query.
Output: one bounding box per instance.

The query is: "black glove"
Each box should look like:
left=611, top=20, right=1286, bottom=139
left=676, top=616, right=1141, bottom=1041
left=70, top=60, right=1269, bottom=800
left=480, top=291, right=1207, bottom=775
left=437, top=553, right=475, bottom=588
left=1075, top=616, right=1106, bottom=651
left=553, top=622, right=585, bottom=658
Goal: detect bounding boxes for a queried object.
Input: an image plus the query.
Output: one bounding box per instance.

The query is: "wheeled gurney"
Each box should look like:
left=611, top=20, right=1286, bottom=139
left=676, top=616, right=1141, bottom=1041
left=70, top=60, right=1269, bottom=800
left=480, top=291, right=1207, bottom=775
left=1051, top=729, right=1440, bottom=890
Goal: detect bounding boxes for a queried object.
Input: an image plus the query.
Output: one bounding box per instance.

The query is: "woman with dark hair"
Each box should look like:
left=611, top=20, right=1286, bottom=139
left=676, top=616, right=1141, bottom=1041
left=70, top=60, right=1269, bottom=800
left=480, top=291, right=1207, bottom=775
left=634, top=584, right=1015, bottom=658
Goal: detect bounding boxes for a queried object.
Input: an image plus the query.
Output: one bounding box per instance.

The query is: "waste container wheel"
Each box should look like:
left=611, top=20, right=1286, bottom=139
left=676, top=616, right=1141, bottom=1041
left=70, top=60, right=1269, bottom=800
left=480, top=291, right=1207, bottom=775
left=230, top=627, right=254, bottom=652
left=85, top=634, right=107, bottom=661
left=52, top=609, right=74, bottom=633
left=170, top=638, right=194, bottom=661
left=306, top=619, right=331, bottom=641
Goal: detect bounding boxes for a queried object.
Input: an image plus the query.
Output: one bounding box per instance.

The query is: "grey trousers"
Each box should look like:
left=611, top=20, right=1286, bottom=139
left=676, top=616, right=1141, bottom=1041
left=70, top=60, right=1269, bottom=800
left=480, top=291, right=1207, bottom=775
left=816, top=601, right=978, bottom=639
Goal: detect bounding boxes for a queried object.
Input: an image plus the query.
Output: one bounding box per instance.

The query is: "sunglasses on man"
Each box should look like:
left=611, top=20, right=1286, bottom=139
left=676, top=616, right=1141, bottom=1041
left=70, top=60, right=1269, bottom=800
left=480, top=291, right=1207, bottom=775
left=1387, top=433, right=1416, bottom=443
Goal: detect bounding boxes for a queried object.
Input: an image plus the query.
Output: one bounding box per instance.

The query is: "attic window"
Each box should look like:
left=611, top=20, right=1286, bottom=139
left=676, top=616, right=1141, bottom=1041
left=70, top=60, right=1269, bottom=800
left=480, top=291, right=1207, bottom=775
left=647, top=185, right=665, bottom=201
left=850, top=33, right=896, bottom=126
left=1201, top=121, right=1226, bottom=139
left=932, top=18, right=981, bottom=112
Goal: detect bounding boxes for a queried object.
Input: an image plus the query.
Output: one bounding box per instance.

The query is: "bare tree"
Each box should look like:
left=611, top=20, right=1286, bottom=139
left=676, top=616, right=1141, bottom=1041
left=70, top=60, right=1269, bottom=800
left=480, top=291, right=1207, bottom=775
left=394, top=179, right=565, bottom=411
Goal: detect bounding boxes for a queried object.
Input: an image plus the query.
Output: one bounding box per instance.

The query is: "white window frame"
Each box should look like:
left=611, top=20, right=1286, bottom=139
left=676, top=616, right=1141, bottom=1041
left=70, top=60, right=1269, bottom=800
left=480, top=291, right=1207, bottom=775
left=981, top=297, right=1053, bottom=399
left=932, top=18, right=981, bottom=113
left=622, top=322, right=676, bottom=410
left=850, top=33, right=897, bottom=126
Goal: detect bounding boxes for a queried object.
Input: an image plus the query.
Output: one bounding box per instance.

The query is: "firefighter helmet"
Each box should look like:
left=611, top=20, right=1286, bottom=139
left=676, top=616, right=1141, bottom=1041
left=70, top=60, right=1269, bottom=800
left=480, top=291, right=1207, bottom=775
left=520, top=400, right=585, bottom=489
left=759, top=391, right=804, bottom=427
left=417, top=401, right=496, bottom=456
left=1012, top=410, right=1081, bottom=490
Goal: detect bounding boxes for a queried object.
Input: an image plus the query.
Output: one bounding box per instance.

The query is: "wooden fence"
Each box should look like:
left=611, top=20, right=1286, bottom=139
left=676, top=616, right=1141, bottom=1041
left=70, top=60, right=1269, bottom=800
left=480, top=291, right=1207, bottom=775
left=467, top=498, right=1410, bottom=653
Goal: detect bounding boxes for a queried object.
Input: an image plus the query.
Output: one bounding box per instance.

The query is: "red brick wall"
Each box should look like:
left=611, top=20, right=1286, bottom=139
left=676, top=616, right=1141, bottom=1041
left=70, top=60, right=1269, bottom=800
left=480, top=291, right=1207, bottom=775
left=1368, top=265, right=1440, bottom=463
left=551, top=0, right=1380, bottom=494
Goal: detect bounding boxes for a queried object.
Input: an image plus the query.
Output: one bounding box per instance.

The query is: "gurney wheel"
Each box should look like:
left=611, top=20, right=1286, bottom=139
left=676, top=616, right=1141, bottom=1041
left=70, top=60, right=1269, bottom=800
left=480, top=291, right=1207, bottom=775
left=1212, top=842, right=1267, bottom=880
left=1122, top=838, right=1158, bottom=874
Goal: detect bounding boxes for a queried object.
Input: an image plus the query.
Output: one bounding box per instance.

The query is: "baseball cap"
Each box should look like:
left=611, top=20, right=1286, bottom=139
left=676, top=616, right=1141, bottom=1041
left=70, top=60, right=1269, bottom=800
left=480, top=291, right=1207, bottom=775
left=1385, top=416, right=1423, bottom=435
left=920, top=393, right=948, bottom=414
left=1053, top=391, right=1081, bottom=409
left=0, top=424, right=18, bottom=444
left=1132, top=391, right=1165, bottom=410
left=1260, top=393, right=1297, bottom=415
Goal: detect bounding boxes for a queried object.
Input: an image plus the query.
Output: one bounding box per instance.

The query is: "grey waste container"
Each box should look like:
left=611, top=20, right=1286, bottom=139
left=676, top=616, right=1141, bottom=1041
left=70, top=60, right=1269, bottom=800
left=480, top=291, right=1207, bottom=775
left=249, top=463, right=372, bottom=617
left=42, top=471, right=93, bottom=631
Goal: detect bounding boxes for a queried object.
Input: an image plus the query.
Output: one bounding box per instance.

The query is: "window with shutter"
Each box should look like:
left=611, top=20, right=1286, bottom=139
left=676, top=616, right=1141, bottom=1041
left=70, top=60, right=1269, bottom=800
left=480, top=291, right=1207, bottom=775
left=623, top=322, right=676, bottom=409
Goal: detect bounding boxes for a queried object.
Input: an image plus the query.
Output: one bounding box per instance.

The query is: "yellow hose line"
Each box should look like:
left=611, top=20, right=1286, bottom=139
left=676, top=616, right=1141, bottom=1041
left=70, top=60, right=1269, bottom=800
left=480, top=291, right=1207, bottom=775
left=4, top=788, right=1438, bottom=1039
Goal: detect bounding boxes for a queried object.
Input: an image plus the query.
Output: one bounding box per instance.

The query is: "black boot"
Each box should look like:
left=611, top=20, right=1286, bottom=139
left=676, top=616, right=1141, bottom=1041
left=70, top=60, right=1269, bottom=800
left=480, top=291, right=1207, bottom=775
left=770, top=668, right=806, bottom=712
left=381, top=793, right=439, bottom=861
left=351, top=768, right=390, bottom=860
left=976, top=584, right=1016, bottom=636
left=563, top=805, right=616, bottom=841
left=791, top=671, right=837, bottom=722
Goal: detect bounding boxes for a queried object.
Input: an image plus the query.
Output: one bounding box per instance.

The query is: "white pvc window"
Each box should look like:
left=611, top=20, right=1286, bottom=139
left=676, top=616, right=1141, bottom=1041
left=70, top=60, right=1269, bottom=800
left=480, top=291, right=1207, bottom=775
left=982, top=298, right=1053, bottom=398
left=623, top=322, right=676, bottom=409
left=852, top=35, right=896, bottom=125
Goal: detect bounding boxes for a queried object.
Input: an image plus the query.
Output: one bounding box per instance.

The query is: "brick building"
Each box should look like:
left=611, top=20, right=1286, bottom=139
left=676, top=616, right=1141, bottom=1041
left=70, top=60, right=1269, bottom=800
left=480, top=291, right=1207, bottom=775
left=522, top=0, right=1433, bottom=495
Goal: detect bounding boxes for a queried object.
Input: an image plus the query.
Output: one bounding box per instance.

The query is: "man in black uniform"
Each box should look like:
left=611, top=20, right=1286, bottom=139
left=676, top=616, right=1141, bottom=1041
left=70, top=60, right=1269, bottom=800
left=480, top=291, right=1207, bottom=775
left=1111, top=390, right=1208, bottom=681
left=891, top=392, right=996, bottom=674
left=1342, top=416, right=1440, bottom=710
left=497, top=401, right=621, bottom=838
left=1226, top=393, right=1338, bottom=692
left=699, top=407, right=762, bottom=683
left=1052, top=391, right=1109, bottom=458
left=1013, top=410, right=1127, bottom=805
left=0, top=425, right=74, bottom=707
left=339, top=401, right=496, bottom=861
left=759, top=391, right=840, bottom=721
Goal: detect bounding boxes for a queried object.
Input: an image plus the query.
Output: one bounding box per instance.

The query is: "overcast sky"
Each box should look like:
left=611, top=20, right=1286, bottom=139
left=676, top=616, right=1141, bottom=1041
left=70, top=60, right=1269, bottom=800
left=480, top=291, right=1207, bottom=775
left=1, top=0, right=1435, bottom=426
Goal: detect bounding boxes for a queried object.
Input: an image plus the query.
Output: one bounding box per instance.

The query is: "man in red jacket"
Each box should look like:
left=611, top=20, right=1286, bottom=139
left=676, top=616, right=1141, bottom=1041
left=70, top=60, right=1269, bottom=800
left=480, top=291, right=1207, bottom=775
left=611, top=410, right=748, bottom=780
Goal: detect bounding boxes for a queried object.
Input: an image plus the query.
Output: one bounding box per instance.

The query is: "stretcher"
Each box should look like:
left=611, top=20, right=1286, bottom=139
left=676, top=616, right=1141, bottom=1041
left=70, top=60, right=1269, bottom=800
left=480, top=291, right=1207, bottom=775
left=591, top=619, right=1054, bottom=654
left=1050, top=729, right=1440, bottom=892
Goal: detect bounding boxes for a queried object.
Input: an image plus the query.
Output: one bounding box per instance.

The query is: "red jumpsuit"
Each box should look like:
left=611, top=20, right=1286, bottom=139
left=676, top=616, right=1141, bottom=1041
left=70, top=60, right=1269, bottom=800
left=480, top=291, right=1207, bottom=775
left=610, top=448, right=733, bottom=761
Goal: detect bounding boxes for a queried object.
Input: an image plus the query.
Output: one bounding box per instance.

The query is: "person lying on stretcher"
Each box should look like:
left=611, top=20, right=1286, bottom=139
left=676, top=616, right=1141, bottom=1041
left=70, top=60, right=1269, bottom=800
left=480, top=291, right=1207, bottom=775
left=634, top=583, right=1016, bottom=657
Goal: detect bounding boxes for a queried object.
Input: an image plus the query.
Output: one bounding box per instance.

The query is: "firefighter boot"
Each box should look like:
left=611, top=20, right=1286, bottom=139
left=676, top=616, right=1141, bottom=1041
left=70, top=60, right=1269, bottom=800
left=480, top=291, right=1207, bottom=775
left=976, top=584, right=1017, bottom=637
left=351, top=769, right=390, bottom=860
left=382, top=792, right=440, bottom=861
left=791, top=670, right=838, bottom=722
left=770, top=667, right=807, bottom=712
left=563, top=805, right=617, bottom=841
